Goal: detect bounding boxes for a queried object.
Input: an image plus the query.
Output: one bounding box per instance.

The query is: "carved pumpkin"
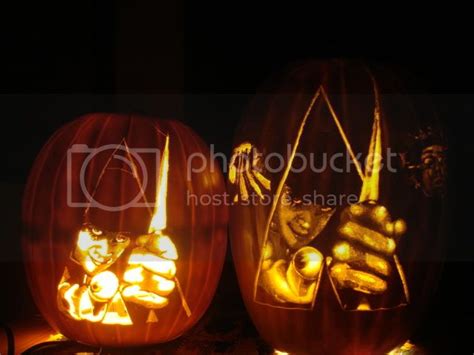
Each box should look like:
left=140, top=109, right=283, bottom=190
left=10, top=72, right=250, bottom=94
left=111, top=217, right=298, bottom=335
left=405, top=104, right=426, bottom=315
left=229, top=61, right=447, bottom=354
left=22, top=114, right=227, bottom=347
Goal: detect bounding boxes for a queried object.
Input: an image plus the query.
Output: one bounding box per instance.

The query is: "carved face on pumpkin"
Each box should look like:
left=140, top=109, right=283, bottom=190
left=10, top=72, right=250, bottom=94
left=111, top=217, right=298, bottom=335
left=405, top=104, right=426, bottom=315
left=401, top=127, right=447, bottom=197
left=273, top=185, right=334, bottom=250
left=72, top=223, right=131, bottom=275
left=420, top=144, right=447, bottom=196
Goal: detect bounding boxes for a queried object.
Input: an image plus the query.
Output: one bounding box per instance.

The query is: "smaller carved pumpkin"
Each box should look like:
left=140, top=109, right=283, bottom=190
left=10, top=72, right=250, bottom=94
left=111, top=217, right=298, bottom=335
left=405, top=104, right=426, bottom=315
left=22, top=114, right=228, bottom=347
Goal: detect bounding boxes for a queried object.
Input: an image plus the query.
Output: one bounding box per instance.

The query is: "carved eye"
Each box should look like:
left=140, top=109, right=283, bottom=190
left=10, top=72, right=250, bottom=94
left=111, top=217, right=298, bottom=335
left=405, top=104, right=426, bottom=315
left=115, top=234, right=128, bottom=243
left=422, top=157, right=433, bottom=167
left=90, top=227, right=103, bottom=236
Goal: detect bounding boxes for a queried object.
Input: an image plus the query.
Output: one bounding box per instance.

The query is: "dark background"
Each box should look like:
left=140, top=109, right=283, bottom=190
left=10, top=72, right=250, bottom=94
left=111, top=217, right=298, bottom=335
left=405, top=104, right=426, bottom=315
left=1, top=1, right=472, bottom=353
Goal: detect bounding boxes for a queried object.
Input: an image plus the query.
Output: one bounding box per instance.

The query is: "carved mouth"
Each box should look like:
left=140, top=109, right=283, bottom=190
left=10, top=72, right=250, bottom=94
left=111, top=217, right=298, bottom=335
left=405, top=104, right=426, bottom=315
left=289, top=219, right=312, bottom=240
left=88, top=248, right=113, bottom=266
left=288, top=208, right=335, bottom=244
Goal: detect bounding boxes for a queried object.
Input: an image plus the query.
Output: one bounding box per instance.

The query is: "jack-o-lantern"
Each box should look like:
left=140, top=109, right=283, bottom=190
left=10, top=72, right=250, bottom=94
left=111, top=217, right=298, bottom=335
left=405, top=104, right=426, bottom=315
left=22, top=114, right=227, bottom=347
left=229, top=61, right=447, bottom=354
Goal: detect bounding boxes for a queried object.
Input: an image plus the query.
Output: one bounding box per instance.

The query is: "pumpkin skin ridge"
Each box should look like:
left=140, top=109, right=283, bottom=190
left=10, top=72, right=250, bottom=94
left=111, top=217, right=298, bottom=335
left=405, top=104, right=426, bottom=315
left=25, top=116, right=100, bottom=341
left=160, top=120, right=228, bottom=344
left=187, top=121, right=228, bottom=337
left=41, top=116, right=107, bottom=344
left=179, top=122, right=221, bottom=326
left=22, top=114, right=228, bottom=347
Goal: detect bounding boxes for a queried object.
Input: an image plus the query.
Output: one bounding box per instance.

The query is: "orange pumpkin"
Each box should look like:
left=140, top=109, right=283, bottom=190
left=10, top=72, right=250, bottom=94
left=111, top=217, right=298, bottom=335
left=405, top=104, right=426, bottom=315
left=22, top=113, right=228, bottom=347
left=229, top=61, right=447, bottom=354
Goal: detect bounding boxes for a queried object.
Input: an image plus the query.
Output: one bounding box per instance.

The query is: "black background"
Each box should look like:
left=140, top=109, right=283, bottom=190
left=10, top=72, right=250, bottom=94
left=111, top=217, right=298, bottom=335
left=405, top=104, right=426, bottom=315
left=0, top=1, right=473, bottom=353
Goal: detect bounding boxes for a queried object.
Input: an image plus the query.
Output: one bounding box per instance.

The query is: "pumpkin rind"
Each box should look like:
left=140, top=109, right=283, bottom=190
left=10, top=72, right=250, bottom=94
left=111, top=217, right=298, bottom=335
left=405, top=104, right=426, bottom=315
left=22, top=114, right=228, bottom=347
left=229, top=61, right=447, bottom=354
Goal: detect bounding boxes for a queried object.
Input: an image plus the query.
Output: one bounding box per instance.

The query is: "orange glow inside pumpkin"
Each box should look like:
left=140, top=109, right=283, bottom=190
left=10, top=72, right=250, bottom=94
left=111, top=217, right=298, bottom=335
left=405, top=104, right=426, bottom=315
left=57, top=135, right=191, bottom=325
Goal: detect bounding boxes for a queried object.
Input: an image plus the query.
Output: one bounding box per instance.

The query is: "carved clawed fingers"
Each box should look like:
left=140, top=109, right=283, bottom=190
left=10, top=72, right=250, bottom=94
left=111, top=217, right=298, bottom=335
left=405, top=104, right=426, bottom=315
left=136, top=234, right=178, bottom=260
left=329, top=203, right=407, bottom=295
left=338, top=221, right=396, bottom=256
left=332, top=241, right=391, bottom=277
left=122, top=284, right=170, bottom=309
left=123, top=234, right=178, bottom=309
left=128, top=249, right=177, bottom=278
left=229, top=142, right=271, bottom=202
left=344, top=204, right=406, bottom=241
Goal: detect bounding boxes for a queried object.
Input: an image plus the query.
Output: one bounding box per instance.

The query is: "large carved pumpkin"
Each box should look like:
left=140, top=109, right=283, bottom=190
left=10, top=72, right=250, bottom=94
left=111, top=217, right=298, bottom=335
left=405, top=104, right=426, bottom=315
left=229, top=61, right=447, bottom=354
left=22, top=114, right=227, bottom=347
